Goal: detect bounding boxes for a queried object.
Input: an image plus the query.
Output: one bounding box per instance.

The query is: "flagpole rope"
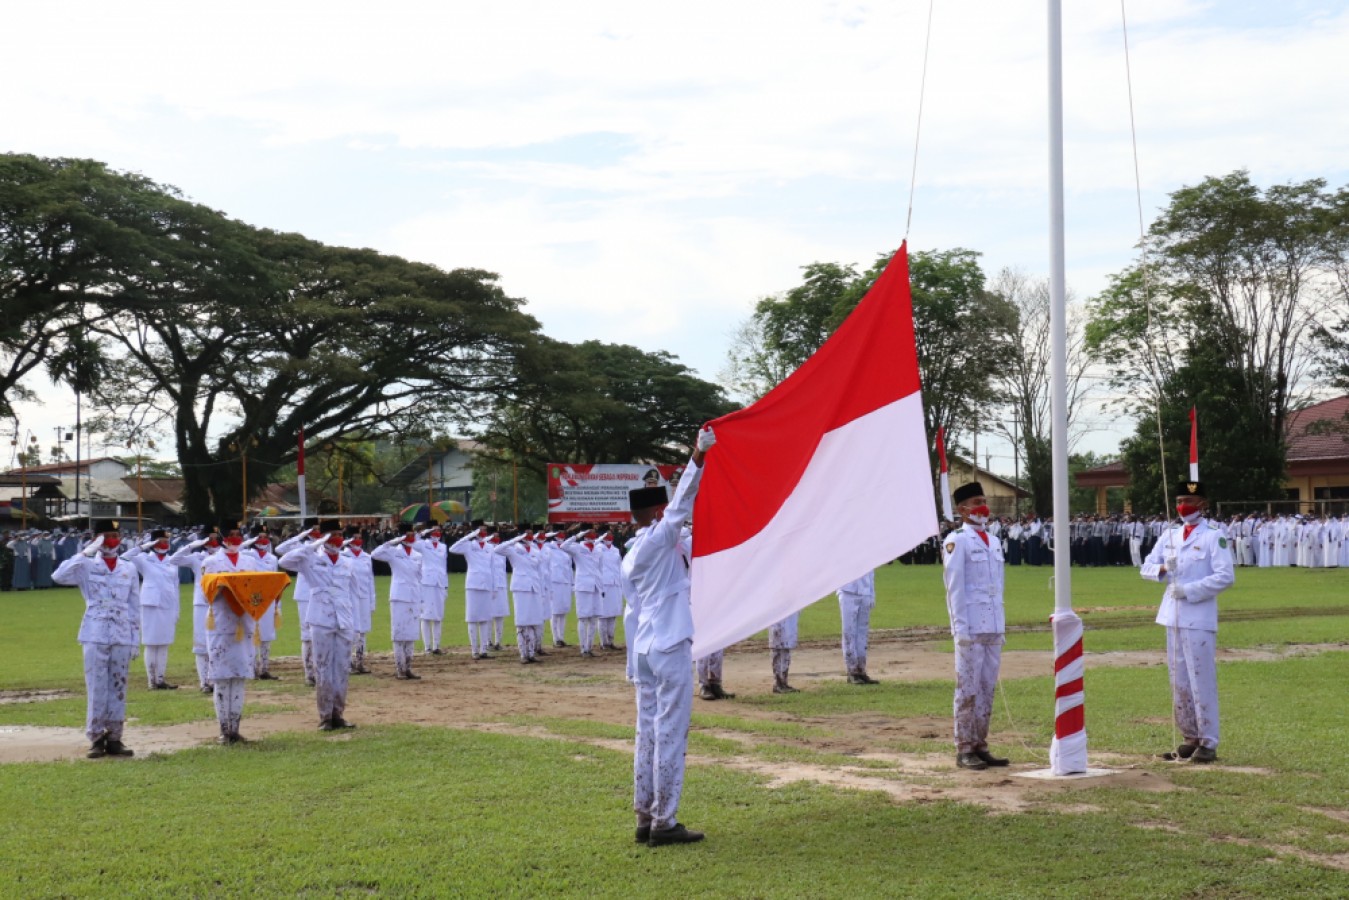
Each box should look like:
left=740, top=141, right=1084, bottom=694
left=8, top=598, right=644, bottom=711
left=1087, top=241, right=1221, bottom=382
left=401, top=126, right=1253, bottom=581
left=904, top=0, right=936, bottom=241
left=1120, top=0, right=1181, bottom=755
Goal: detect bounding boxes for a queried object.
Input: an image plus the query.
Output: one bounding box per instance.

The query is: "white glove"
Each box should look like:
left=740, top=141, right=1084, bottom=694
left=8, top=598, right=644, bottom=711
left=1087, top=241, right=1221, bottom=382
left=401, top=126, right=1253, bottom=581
left=240, top=536, right=258, bottom=549
left=1172, top=583, right=1188, bottom=601
left=696, top=426, right=716, bottom=452
left=188, top=538, right=209, bottom=550
left=140, top=540, right=156, bottom=551
left=1164, top=555, right=1179, bottom=575
left=81, top=535, right=104, bottom=557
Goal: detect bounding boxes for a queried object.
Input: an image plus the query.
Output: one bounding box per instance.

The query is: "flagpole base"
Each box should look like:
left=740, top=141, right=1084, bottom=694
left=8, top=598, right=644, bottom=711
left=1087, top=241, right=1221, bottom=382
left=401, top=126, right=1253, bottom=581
left=1014, top=766, right=1114, bottom=781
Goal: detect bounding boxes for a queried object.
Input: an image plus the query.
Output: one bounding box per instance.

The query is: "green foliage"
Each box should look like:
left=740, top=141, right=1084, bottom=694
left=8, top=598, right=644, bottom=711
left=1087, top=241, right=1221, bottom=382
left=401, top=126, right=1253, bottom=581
left=477, top=338, right=734, bottom=473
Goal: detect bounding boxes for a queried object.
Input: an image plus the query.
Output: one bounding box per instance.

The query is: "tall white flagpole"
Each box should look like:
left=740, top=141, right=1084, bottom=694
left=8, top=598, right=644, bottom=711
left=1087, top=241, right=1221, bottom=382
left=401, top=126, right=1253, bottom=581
left=1048, top=0, right=1087, bottom=775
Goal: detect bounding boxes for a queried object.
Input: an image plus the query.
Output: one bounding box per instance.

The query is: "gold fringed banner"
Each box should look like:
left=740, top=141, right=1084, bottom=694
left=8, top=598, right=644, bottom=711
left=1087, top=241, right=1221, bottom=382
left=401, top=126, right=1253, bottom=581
left=201, top=572, right=293, bottom=628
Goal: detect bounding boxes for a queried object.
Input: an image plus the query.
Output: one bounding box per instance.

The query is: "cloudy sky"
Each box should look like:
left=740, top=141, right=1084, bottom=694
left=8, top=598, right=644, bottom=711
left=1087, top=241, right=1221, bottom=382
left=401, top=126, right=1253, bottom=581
left=5, top=0, right=1348, bottom=471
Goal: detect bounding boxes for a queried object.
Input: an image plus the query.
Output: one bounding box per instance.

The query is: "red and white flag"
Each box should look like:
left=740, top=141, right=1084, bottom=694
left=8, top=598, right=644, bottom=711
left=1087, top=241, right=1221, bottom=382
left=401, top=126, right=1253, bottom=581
left=690, top=243, right=937, bottom=658
left=936, top=426, right=954, bottom=522
left=297, top=428, right=308, bottom=521
left=1188, top=406, right=1199, bottom=481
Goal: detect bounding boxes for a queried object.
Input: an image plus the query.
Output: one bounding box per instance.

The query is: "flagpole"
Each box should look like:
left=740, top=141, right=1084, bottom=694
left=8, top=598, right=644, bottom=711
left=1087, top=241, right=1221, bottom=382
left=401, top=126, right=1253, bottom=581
left=1047, top=0, right=1087, bottom=776
left=297, top=428, right=308, bottom=524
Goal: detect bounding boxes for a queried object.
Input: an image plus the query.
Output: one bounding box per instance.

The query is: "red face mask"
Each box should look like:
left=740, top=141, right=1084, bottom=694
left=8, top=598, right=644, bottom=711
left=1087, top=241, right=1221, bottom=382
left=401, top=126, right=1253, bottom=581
left=1176, top=503, right=1202, bottom=519
left=403, top=533, right=417, bottom=544
left=224, top=536, right=243, bottom=549
left=255, top=539, right=270, bottom=550
left=155, top=540, right=170, bottom=551
left=207, top=537, right=221, bottom=549
left=350, top=537, right=363, bottom=549
left=325, top=534, right=344, bottom=550
left=102, top=535, right=121, bottom=551
left=969, top=505, right=991, bottom=518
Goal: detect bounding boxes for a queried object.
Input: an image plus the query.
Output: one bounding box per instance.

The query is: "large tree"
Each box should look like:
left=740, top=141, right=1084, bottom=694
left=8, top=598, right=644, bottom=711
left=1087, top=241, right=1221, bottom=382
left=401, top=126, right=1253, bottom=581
left=476, top=338, right=734, bottom=472
left=1086, top=170, right=1347, bottom=507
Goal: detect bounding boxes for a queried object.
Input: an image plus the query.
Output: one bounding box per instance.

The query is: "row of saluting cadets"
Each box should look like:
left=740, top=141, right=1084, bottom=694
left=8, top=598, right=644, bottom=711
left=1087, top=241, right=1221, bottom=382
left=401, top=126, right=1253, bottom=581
left=58, top=428, right=1240, bottom=848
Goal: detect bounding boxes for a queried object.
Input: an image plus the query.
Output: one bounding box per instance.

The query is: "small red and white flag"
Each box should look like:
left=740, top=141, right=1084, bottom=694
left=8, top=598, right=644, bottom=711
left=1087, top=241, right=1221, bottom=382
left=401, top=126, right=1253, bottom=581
left=690, top=243, right=937, bottom=658
left=1188, top=406, right=1199, bottom=481
left=936, top=426, right=954, bottom=522
left=297, top=428, right=308, bottom=521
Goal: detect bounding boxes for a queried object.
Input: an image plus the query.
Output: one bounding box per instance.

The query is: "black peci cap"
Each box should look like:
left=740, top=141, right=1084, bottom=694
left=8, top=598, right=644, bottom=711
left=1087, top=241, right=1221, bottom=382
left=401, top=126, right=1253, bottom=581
left=629, top=486, right=669, bottom=512
left=952, top=482, right=986, bottom=505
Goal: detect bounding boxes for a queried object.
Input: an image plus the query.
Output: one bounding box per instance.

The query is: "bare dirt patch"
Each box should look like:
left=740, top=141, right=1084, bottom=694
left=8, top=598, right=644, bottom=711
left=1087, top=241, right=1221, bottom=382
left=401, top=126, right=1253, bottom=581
left=0, top=690, right=73, bottom=706
left=1, top=639, right=1335, bottom=810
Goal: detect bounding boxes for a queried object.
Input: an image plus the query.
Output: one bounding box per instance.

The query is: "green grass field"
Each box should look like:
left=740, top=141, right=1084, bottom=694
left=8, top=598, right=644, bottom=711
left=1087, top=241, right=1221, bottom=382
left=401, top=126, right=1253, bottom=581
left=2, top=564, right=1348, bottom=897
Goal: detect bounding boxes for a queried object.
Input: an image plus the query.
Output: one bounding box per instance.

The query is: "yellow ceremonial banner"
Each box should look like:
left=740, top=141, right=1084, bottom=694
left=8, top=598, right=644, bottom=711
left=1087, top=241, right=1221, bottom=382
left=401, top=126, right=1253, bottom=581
left=201, top=572, right=292, bottom=622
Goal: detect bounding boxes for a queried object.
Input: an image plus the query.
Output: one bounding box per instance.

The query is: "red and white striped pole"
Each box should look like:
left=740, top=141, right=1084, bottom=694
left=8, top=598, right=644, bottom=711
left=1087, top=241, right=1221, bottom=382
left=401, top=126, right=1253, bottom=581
left=297, top=428, right=307, bottom=522
left=1050, top=611, right=1086, bottom=772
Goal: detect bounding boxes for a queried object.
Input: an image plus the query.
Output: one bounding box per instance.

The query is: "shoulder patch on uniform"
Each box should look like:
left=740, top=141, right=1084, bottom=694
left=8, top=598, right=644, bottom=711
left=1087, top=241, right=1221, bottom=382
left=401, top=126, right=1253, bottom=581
left=945, top=542, right=955, bottom=554
left=1218, top=537, right=1227, bottom=549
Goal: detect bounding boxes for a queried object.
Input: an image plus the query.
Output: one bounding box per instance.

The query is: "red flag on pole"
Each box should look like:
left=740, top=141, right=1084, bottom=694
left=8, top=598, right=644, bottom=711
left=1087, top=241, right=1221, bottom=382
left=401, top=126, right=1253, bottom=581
left=297, top=428, right=308, bottom=521
left=1188, top=406, right=1199, bottom=481
left=936, top=426, right=954, bottom=522
left=690, top=243, right=937, bottom=658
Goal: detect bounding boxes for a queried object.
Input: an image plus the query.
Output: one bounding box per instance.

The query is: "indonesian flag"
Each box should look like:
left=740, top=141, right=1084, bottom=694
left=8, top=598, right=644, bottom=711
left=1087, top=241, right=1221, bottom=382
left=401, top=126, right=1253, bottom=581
left=936, top=426, right=954, bottom=522
left=1188, top=406, right=1199, bottom=481
left=690, top=243, right=937, bottom=658
left=298, top=428, right=308, bottom=521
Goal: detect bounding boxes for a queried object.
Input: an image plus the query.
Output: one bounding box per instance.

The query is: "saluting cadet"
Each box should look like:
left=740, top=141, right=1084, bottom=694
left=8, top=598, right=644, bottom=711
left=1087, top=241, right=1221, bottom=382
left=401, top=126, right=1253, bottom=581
left=124, top=529, right=181, bottom=690
left=768, top=611, right=800, bottom=694
left=248, top=526, right=283, bottom=680
left=169, top=526, right=222, bottom=693
left=543, top=531, right=574, bottom=648
left=54, top=520, right=141, bottom=759
left=371, top=524, right=424, bottom=679
left=942, top=482, right=1010, bottom=771
left=413, top=526, right=450, bottom=655
left=623, top=426, right=714, bottom=847
left=598, top=533, right=626, bottom=651
left=276, top=518, right=322, bottom=686
left=492, top=528, right=546, bottom=663
left=1140, top=481, right=1234, bottom=763
left=280, top=520, right=358, bottom=730
left=201, top=520, right=261, bottom=745
left=344, top=527, right=376, bottom=675
left=561, top=526, right=605, bottom=657
left=449, top=522, right=497, bottom=660
left=838, top=568, right=879, bottom=685
left=488, top=533, right=509, bottom=650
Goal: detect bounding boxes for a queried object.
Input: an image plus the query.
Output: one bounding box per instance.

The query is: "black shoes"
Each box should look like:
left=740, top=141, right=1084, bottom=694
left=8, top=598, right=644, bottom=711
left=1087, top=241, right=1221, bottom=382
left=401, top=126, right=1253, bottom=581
left=975, top=749, right=1009, bottom=767
left=956, top=751, right=988, bottom=770
left=648, top=823, right=705, bottom=847
left=1191, top=746, right=1218, bottom=763
left=699, top=683, right=736, bottom=700
left=395, top=672, right=422, bottom=680
left=152, top=681, right=178, bottom=690
left=257, top=672, right=279, bottom=681
left=105, top=740, right=135, bottom=757
left=772, top=682, right=799, bottom=694
left=848, top=672, right=880, bottom=685
left=430, top=648, right=445, bottom=656
left=87, top=737, right=107, bottom=759
left=217, top=733, right=247, bottom=745
left=200, top=684, right=214, bottom=694
left=635, top=825, right=651, bottom=843
left=1161, top=742, right=1202, bottom=761
left=321, top=717, right=356, bottom=732
left=521, top=657, right=538, bottom=665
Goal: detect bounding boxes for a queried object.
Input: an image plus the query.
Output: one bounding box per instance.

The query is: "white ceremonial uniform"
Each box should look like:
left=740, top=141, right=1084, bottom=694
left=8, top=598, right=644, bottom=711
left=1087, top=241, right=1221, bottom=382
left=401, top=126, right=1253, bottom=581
left=413, top=535, right=450, bottom=652
left=1141, top=519, right=1234, bottom=751
left=942, top=523, right=1006, bottom=754
left=249, top=546, right=282, bottom=678
left=275, top=531, right=318, bottom=684
left=201, top=549, right=261, bottom=741
left=280, top=542, right=357, bottom=725
left=168, top=542, right=216, bottom=690
left=561, top=535, right=605, bottom=654
left=345, top=545, right=376, bottom=672
left=768, top=611, right=800, bottom=688
left=543, top=541, right=574, bottom=647
left=623, top=457, right=703, bottom=833
left=54, top=552, right=141, bottom=745
left=125, top=544, right=182, bottom=688
left=492, top=536, right=546, bottom=661
left=838, top=569, right=877, bottom=678
left=449, top=531, right=497, bottom=656
left=370, top=540, right=424, bottom=677
left=598, top=540, right=625, bottom=648
left=489, top=547, right=510, bottom=647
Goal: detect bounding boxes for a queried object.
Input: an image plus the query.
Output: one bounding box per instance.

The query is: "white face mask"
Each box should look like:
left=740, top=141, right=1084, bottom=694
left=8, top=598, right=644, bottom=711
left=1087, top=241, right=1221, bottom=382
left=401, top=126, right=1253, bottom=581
left=967, top=513, right=989, bottom=527
left=1178, top=509, right=1202, bottom=525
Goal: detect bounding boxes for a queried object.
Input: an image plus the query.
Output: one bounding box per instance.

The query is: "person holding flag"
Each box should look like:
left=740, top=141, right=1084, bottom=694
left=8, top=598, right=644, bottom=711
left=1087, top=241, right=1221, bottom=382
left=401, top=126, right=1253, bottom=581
left=623, top=425, right=715, bottom=848
left=169, top=525, right=223, bottom=693
left=941, top=482, right=1010, bottom=771
left=202, top=520, right=262, bottom=745
left=1140, top=481, right=1234, bottom=763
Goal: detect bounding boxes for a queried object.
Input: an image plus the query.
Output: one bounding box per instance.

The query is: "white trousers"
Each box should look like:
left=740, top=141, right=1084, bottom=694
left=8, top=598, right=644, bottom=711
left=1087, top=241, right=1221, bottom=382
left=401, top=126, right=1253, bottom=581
left=143, top=644, right=170, bottom=687
left=1166, top=627, right=1219, bottom=749
left=492, top=617, right=505, bottom=645
left=213, top=677, right=245, bottom=738
left=312, top=626, right=353, bottom=723
left=578, top=617, right=599, bottom=652
left=516, top=624, right=541, bottom=661
left=350, top=633, right=368, bottom=672
left=254, top=641, right=272, bottom=677
left=600, top=617, right=618, bottom=647
left=83, top=643, right=133, bottom=742
left=696, top=650, right=724, bottom=686
left=550, top=613, right=568, bottom=645
left=633, top=640, right=693, bottom=831
left=838, top=595, right=873, bottom=674
left=420, top=619, right=443, bottom=652
left=394, top=640, right=416, bottom=676
left=467, top=620, right=490, bottom=654
left=953, top=634, right=1004, bottom=752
